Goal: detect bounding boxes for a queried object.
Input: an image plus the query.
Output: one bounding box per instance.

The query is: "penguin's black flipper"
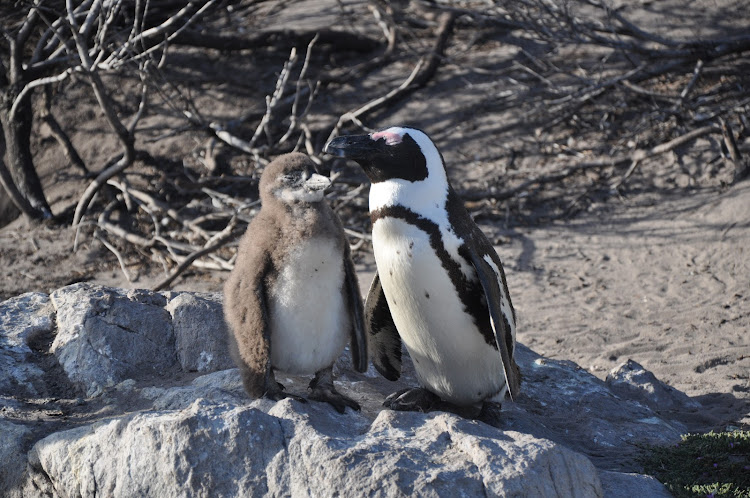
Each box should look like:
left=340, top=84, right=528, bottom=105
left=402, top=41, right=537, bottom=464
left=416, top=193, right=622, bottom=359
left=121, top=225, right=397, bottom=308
left=343, top=252, right=368, bottom=372
left=466, top=248, right=521, bottom=401
left=365, top=272, right=402, bottom=381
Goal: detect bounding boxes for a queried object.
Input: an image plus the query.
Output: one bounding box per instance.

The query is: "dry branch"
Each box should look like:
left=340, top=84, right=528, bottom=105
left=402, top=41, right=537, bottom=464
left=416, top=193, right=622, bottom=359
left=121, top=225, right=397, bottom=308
left=720, top=118, right=749, bottom=183
left=152, top=226, right=236, bottom=292
left=40, top=86, right=87, bottom=174
left=95, top=231, right=135, bottom=283
left=462, top=125, right=724, bottom=202
left=327, top=11, right=457, bottom=142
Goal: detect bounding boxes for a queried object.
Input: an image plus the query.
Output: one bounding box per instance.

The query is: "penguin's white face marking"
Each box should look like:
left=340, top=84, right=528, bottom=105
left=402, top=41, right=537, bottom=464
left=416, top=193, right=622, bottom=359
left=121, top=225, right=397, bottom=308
left=268, top=237, right=350, bottom=374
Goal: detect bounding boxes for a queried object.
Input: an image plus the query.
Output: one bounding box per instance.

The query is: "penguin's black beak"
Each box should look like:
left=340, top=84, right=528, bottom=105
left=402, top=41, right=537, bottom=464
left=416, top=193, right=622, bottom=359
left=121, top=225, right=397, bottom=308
left=324, top=134, right=379, bottom=161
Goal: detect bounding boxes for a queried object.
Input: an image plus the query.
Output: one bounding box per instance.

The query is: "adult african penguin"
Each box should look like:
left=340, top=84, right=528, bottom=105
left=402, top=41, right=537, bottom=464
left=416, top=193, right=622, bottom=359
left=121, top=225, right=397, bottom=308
left=325, top=126, right=520, bottom=413
left=224, top=152, right=367, bottom=413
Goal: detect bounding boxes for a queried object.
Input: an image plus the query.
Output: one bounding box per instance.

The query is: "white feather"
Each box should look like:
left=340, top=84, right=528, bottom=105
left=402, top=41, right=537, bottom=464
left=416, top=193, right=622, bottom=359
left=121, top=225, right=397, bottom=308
left=268, top=238, right=349, bottom=374
left=277, top=189, right=325, bottom=203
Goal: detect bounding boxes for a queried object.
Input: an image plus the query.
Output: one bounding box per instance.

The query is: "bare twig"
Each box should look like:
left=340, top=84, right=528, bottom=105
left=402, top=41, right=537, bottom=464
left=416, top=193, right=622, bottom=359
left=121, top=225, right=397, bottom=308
left=40, top=86, right=88, bottom=174
left=279, top=34, right=319, bottom=145
left=152, top=229, right=236, bottom=291
left=107, top=180, right=212, bottom=240
left=248, top=46, right=298, bottom=150
left=613, top=125, right=722, bottom=189
left=326, top=11, right=457, bottom=142
left=327, top=58, right=425, bottom=144
left=95, top=231, right=135, bottom=283
left=720, top=118, right=749, bottom=183
left=678, top=59, right=704, bottom=104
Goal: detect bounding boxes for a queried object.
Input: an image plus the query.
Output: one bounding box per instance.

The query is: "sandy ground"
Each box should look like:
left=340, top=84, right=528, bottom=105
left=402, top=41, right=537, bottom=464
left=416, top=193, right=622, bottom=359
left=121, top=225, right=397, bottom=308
left=506, top=184, right=750, bottom=429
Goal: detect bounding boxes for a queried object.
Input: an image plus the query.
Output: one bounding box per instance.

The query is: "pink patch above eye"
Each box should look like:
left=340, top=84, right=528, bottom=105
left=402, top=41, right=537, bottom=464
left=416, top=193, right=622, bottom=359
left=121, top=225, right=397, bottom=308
left=371, top=130, right=403, bottom=145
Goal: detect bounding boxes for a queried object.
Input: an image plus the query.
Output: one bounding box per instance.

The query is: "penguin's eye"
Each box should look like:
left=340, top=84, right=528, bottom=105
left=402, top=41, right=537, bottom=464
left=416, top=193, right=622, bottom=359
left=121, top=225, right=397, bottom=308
left=280, top=172, right=307, bottom=188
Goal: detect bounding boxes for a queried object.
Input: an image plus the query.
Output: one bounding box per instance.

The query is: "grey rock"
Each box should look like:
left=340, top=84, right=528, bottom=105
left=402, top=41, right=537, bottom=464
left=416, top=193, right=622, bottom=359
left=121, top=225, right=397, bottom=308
left=0, top=292, right=54, bottom=397
left=598, top=470, right=673, bottom=498
left=50, top=283, right=177, bottom=396
left=606, top=359, right=701, bottom=413
left=140, top=368, right=245, bottom=410
left=27, top=400, right=287, bottom=498
left=498, top=345, right=685, bottom=470
left=28, top=398, right=604, bottom=498
left=165, top=292, right=233, bottom=373
left=0, top=420, right=31, bottom=498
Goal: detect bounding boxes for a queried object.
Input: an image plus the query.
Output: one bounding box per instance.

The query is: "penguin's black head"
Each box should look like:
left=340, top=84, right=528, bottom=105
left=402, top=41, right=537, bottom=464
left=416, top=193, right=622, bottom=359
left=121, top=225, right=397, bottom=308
left=260, top=152, right=331, bottom=204
left=325, top=126, right=438, bottom=183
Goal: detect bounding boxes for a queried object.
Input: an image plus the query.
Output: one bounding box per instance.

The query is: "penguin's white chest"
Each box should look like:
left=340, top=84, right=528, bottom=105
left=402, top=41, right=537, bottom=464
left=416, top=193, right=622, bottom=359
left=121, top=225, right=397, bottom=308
left=268, top=238, right=349, bottom=374
left=372, top=217, right=506, bottom=405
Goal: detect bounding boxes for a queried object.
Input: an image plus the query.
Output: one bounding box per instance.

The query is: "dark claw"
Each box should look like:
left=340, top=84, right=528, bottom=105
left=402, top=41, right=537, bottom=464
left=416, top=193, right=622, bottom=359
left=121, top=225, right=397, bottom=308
left=308, top=387, right=360, bottom=413
left=308, top=366, right=359, bottom=413
left=383, top=387, right=438, bottom=412
left=264, top=383, right=307, bottom=403
left=477, top=401, right=503, bottom=423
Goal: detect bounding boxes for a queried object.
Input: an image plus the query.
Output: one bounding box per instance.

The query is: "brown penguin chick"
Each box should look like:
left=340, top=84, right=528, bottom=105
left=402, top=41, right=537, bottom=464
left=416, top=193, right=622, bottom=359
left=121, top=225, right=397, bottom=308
left=224, top=153, right=367, bottom=413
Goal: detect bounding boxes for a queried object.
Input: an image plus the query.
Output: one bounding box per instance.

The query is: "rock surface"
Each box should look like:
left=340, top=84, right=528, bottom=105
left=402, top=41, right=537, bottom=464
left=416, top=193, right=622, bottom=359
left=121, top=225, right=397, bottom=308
left=606, top=359, right=702, bottom=413
left=0, top=292, right=54, bottom=397
left=501, top=346, right=687, bottom=470
left=165, top=291, right=234, bottom=373
left=0, top=420, right=31, bottom=498
left=598, top=471, right=673, bottom=498
left=26, top=399, right=603, bottom=498
left=2, top=284, right=684, bottom=497
left=50, top=285, right=177, bottom=396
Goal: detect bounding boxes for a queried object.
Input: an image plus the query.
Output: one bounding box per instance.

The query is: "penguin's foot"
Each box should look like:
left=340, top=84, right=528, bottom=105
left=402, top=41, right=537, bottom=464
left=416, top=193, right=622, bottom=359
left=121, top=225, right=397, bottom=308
left=383, top=387, right=439, bottom=412
left=308, top=386, right=360, bottom=414
left=477, top=401, right=503, bottom=423
left=308, top=367, right=360, bottom=414
left=263, top=383, right=307, bottom=404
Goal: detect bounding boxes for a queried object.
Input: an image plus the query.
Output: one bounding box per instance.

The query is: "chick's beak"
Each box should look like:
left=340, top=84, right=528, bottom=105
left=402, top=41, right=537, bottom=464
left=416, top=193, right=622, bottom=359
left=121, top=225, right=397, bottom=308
left=304, top=173, right=331, bottom=191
